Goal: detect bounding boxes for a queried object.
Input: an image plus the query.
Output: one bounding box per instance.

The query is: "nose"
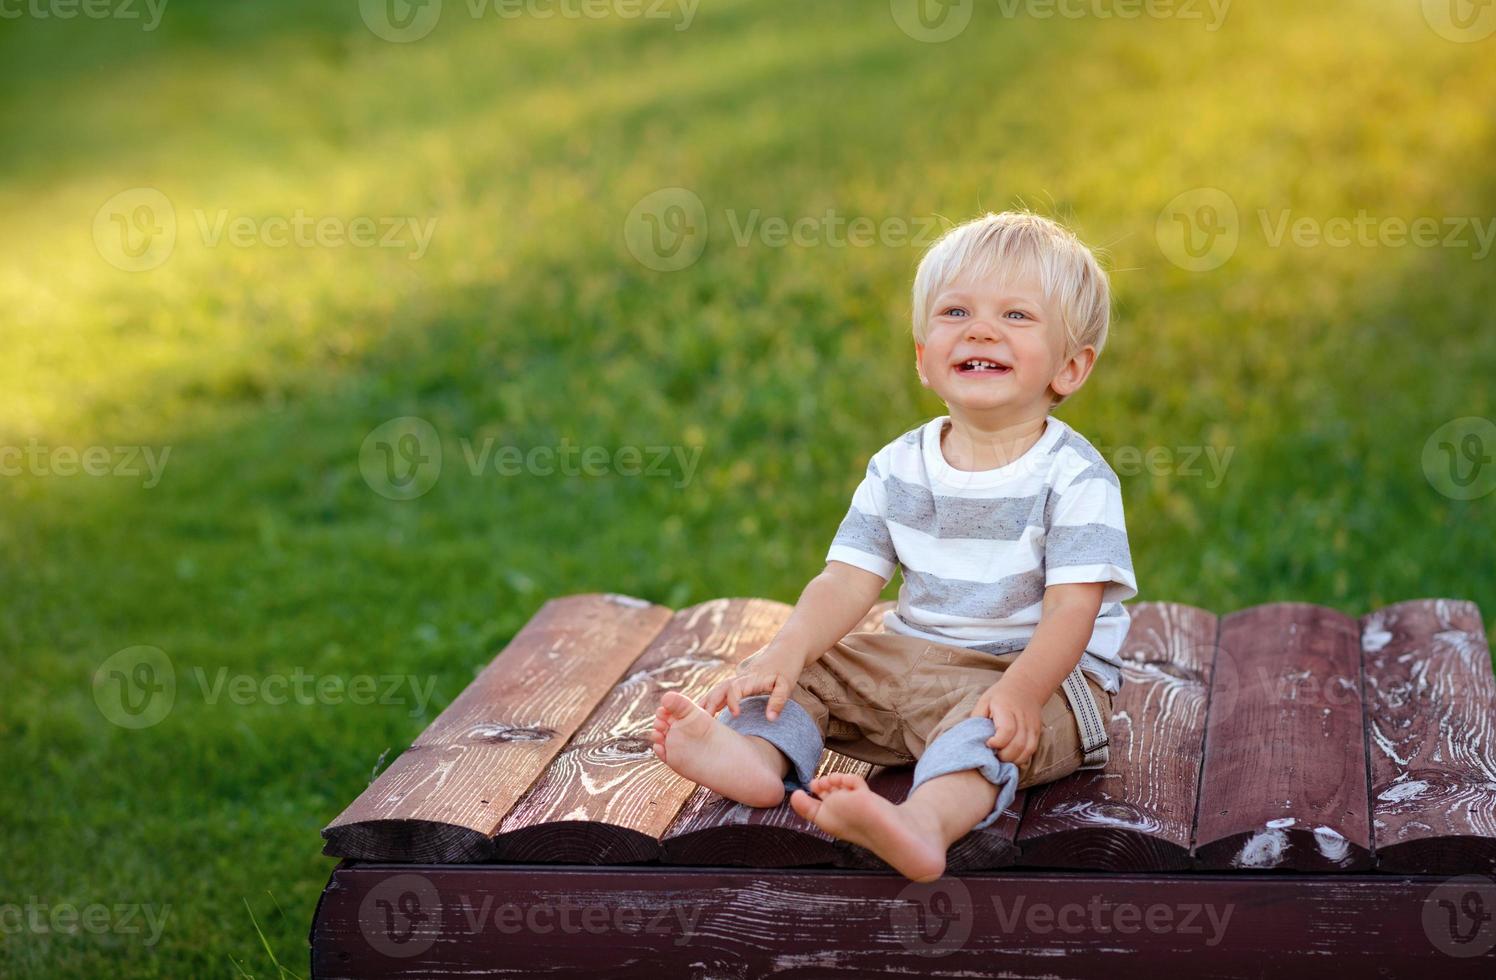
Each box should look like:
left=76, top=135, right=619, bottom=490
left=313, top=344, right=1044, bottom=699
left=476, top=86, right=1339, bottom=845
left=965, top=317, right=1000, bottom=342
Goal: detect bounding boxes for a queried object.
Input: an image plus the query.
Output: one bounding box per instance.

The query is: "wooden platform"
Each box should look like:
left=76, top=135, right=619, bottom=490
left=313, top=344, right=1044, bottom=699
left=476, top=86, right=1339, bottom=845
left=310, top=595, right=1496, bottom=977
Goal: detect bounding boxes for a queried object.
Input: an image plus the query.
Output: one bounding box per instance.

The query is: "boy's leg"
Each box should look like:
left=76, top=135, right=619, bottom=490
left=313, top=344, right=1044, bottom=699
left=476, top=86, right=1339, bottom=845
left=652, top=690, right=815, bottom=808
left=652, top=643, right=853, bottom=805
left=713, top=693, right=825, bottom=793
left=714, top=632, right=924, bottom=793
left=791, top=642, right=1112, bottom=880
left=906, top=649, right=1114, bottom=833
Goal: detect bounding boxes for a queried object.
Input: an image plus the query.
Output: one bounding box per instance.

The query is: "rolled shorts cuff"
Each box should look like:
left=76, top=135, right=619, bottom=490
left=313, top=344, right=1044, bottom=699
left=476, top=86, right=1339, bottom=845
left=716, top=695, right=823, bottom=792
left=908, top=716, right=1018, bottom=831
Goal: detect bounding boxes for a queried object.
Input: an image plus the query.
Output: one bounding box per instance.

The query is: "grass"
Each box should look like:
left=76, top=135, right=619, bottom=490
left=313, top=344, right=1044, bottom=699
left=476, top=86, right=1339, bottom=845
left=2, top=0, right=1494, bottom=974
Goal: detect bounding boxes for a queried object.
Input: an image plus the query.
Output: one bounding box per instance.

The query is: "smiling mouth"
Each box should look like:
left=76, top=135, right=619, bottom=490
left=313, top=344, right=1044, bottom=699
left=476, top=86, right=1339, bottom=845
left=954, top=357, right=1012, bottom=376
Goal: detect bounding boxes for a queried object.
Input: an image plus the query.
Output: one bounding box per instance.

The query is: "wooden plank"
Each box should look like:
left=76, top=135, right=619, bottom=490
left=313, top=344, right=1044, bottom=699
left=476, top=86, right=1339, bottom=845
left=1361, top=598, right=1496, bottom=874
left=1193, top=603, right=1373, bottom=871
left=311, top=862, right=1496, bottom=979
left=660, top=602, right=893, bottom=867
left=490, top=598, right=791, bottom=864
left=321, top=594, right=673, bottom=862
left=1017, top=602, right=1218, bottom=872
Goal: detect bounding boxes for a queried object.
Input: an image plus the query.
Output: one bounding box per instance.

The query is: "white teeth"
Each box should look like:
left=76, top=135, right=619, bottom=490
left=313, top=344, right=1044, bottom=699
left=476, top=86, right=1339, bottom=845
left=960, top=359, right=1006, bottom=371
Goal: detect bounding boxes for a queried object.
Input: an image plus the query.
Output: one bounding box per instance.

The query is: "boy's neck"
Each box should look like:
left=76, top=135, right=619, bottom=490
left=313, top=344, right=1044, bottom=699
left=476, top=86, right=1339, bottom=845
left=939, top=405, right=1053, bottom=472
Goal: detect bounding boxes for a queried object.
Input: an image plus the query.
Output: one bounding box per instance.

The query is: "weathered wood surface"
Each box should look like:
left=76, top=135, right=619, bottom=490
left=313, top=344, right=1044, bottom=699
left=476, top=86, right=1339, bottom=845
left=492, top=598, right=790, bottom=864
left=1361, top=598, right=1496, bottom=874
left=321, top=593, right=1496, bottom=874
left=1193, top=604, right=1373, bottom=871
left=660, top=602, right=894, bottom=868
left=321, top=594, right=672, bottom=862
left=310, top=862, right=1496, bottom=979
left=1018, top=602, right=1217, bottom=871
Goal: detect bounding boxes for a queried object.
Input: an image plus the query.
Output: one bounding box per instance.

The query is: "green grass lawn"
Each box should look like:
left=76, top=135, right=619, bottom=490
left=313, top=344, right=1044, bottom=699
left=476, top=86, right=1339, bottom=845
left=2, top=0, right=1494, bottom=974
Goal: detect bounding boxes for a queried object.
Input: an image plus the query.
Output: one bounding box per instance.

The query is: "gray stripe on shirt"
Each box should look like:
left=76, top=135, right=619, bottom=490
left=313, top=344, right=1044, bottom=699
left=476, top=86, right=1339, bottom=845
left=902, top=566, right=1048, bottom=620
left=830, top=507, right=894, bottom=562
left=884, top=474, right=1045, bottom=541
left=1046, top=523, right=1132, bottom=570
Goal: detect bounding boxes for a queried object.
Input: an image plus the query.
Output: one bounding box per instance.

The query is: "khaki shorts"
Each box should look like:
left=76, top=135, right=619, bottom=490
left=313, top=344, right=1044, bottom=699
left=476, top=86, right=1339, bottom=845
left=745, top=630, right=1114, bottom=790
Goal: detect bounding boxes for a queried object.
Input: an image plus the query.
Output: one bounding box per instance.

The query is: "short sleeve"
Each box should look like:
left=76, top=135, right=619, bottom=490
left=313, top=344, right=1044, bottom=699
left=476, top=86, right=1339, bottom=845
left=825, top=455, right=897, bottom=584
left=1044, top=464, right=1137, bottom=605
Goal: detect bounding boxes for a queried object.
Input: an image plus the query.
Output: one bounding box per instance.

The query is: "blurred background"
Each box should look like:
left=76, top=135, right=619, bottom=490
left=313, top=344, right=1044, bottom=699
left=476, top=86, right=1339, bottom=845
left=2, top=0, right=1493, bottom=975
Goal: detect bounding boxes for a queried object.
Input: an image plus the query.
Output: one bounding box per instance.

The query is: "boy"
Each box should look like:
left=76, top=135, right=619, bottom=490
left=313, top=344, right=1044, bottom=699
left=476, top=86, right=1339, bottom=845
left=649, top=211, right=1136, bottom=882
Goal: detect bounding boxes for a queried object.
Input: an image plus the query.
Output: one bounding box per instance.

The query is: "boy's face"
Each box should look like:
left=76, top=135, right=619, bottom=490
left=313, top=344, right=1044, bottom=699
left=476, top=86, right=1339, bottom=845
left=914, top=268, right=1093, bottom=419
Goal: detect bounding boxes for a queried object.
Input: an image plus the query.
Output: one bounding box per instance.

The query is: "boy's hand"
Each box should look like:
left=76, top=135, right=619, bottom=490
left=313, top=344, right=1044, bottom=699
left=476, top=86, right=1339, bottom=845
left=970, top=681, right=1044, bottom=769
left=700, top=647, right=804, bottom=722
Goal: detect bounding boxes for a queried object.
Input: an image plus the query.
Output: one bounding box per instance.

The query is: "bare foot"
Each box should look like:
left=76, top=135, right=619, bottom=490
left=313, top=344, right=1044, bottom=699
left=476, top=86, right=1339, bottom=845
left=649, top=691, right=787, bottom=808
left=789, top=772, right=948, bottom=882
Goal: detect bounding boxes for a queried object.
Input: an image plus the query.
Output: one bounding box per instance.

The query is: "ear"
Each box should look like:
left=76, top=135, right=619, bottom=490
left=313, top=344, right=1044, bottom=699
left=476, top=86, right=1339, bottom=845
left=915, top=342, right=929, bottom=386
left=1050, top=344, right=1096, bottom=400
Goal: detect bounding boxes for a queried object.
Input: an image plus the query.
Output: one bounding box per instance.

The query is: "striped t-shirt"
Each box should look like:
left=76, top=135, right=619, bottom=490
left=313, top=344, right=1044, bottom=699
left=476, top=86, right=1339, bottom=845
left=826, top=414, right=1138, bottom=693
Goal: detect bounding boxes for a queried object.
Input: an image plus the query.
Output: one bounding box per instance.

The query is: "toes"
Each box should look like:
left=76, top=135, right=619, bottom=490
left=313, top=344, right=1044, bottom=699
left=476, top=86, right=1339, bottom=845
left=788, top=789, right=820, bottom=821
left=821, top=772, right=863, bottom=793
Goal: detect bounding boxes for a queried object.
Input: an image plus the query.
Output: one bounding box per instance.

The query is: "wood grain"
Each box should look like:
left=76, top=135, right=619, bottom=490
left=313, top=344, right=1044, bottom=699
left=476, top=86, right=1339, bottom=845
left=1017, top=601, right=1218, bottom=871
left=491, top=598, right=791, bottom=864
left=312, top=863, right=1496, bottom=979
left=1193, top=603, right=1373, bottom=871
left=321, top=593, right=672, bottom=862
left=1360, top=598, right=1496, bottom=873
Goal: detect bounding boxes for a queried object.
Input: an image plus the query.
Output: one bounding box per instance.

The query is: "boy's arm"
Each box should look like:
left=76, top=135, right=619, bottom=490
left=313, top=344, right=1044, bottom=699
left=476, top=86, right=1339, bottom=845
left=757, top=560, right=886, bottom=671
left=992, top=581, right=1104, bottom=706
left=970, top=581, right=1104, bottom=767
left=704, top=560, right=884, bottom=721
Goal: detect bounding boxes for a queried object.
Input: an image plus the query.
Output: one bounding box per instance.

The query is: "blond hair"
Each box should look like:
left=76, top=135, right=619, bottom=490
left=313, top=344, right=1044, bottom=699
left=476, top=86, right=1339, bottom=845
left=912, top=211, right=1112, bottom=403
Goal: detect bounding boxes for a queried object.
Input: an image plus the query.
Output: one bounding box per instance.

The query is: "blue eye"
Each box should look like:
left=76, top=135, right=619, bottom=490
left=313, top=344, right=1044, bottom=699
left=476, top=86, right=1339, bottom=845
left=1006, top=310, right=1029, bottom=320
left=943, top=307, right=968, bottom=317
